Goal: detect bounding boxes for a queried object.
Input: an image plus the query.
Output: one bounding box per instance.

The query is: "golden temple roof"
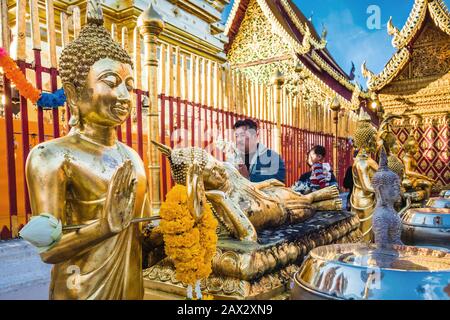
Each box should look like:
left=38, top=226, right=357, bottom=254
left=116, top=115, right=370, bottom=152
left=224, top=0, right=366, bottom=99
left=362, top=0, right=450, bottom=92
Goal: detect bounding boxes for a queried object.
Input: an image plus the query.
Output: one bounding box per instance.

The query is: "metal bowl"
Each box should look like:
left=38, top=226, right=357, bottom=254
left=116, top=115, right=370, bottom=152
left=425, top=197, right=450, bottom=209
left=401, top=207, right=450, bottom=250
left=291, top=243, right=450, bottom=300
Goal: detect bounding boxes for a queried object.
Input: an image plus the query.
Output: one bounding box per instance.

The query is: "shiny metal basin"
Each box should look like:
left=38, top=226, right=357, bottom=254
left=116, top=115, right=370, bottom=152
left=401, top=207, right=450, bottom=250
left=426, top=197, right=450, bottom=209
left=291, top=243, right=450, bottom=300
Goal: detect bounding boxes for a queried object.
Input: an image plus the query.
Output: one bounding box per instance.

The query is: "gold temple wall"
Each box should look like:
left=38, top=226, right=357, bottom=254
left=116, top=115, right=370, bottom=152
left=225, top=0, right=358, bottom=138
left=375, top=15, right=450, bottom=188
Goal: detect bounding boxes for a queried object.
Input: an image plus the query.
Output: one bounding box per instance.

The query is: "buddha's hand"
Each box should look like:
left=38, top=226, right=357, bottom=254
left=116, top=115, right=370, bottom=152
left=103, top=160, right=137, bottom=234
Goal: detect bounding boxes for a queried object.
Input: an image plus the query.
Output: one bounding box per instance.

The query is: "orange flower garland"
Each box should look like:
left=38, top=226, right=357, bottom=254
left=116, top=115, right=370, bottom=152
left=0, top=48, right=40, bottom=104
left=157, top=184, right=218, bottom=290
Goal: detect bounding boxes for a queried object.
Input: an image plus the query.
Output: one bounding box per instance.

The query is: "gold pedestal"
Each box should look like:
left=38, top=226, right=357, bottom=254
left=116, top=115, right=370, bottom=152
left=143, top=211, right=362, bottom=300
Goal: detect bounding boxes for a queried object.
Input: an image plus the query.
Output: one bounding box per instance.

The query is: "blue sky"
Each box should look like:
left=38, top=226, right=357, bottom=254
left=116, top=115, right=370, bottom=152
left=222, top=0, right=449, bottom=88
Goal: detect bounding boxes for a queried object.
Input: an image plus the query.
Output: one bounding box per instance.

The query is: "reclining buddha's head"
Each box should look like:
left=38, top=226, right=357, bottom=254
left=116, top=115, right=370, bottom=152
left=153, top=142, right=228, bottom=190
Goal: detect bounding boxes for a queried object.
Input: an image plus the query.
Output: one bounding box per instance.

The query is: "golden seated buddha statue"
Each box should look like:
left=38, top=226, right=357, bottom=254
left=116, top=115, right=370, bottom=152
left=402, top=135, right=435, bottom=203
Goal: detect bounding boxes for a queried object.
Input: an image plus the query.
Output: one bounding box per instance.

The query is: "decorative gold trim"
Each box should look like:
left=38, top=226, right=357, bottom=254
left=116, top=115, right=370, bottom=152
left=366, top=0, right=450, bottom=91
left=387, top=16, right=400, bottom=38
left=256, top=0, right=311, bottom=55
left=390, top=0, right=428, bottom=49
left=350, top=83, right=362, bottom=111
left=279, top=0, right=327, bottom=50
left=311, top=51, right=354, bottom=92
left=428, top=0, right=450, bottom=36
left=310, top=51, right=370, bottom=100
left=362, top=47, right=411, bottom=91
left=295, top=58, right=352, bottom=110
left=224, top=0, right=243, bottom=35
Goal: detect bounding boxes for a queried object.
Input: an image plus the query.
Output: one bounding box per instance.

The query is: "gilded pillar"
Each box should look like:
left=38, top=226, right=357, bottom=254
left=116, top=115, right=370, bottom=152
left=138, top=4, right=164, bottom=213
left=330, top=97, right=341, bottom=179
left=271, top=70, right=284, bottom=154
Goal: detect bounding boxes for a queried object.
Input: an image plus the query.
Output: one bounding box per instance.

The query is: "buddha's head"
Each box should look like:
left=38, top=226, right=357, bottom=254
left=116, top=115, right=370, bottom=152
left=59, top=1, right=134, bottom=129
left=152, top=141, right=229, bottom=219
left=372, top=148, right=401, bottom=205
left=354, top=109, right=377, bottom=153
left=404, top=135, right=419, bottom=156
left=390, top=138, right=401, bottom=155
left=152, top=141, right=229, bottom=190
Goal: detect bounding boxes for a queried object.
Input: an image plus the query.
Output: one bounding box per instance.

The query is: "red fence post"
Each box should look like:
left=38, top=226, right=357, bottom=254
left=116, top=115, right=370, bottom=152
left=17, top=61, right=31, bottom=222
left=203, top=105, right=208, bottom=149
left=34, top=49, right=45, bottom=143
left=125, top=117, right=132, bottom=147
left=176, top=97, right=181, bottom=148
left=50, top=67, right=60, bottom=138
left=116, top=125, right=123, bottom=141
left=183, top=99, right=188, bottom=147
left=135, top=90, right=143, bottom=158
left=3, top=76, right=18, bottom=238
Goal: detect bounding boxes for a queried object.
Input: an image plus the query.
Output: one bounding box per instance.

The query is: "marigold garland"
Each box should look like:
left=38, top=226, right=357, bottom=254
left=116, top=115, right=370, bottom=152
left=158, top=184, right=218, bottom=293
left=0, top=47, right=66, bottom=108
left=0, top=47, right=40, bottom=104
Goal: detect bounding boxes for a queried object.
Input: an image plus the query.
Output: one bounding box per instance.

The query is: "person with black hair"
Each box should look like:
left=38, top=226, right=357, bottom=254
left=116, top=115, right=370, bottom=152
left=292, top=145, right=338, bottom=194
left=343, top=148, right=358, bottom=210
left=233, top=119, right=286, bottom=183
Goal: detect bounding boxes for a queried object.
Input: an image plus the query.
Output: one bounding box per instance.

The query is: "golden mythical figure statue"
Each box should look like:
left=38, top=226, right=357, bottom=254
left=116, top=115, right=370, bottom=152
left=402, top=135, right=435, bottom=200
left=350, top=110, right=378, bottom=243
left=152, top=141, right=343, bottom=242
left=24, top=1, right=151, bottom=299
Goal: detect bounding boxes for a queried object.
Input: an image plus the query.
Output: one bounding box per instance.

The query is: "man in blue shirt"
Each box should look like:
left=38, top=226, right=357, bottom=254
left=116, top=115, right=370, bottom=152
left=233, top=119, right=286, bottom=184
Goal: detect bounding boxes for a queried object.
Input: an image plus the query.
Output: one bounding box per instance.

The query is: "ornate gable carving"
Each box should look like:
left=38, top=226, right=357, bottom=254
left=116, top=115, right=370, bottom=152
left=227, top=0, right=291, bottom=69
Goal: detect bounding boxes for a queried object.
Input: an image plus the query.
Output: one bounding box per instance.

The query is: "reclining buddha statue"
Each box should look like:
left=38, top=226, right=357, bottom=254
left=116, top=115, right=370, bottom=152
left=145, top=141, right=360, bottom=299
left=152, top=141, right=343, bottom=242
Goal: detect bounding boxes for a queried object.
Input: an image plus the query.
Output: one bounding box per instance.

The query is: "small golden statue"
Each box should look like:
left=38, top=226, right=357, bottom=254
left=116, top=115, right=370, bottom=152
left=387, top=138, right=405, bottom=179
left=24, top=1, right=152, bottom=299
left=152, top=141, right=343, bottom=242
left=376, top=114, right=404, bottom=179
left=350, top=109, right=378, bottom=242
left=402, top=135, right=435, bottom=200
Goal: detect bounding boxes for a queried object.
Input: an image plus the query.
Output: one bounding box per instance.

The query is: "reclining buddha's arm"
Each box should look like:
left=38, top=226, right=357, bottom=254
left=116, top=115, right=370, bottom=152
left=205, top=190, right=257, bottom=242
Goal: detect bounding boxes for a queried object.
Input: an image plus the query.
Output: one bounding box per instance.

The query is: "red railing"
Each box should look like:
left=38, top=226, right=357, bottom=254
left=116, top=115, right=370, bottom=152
left=158, top=95, right=353, bottom=199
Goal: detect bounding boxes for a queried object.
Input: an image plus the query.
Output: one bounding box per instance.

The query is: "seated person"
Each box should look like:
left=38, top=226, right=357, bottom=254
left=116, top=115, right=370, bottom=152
left=292, top=145, right=338, bottom=194
left=233, top=119, right=286, bottom=184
